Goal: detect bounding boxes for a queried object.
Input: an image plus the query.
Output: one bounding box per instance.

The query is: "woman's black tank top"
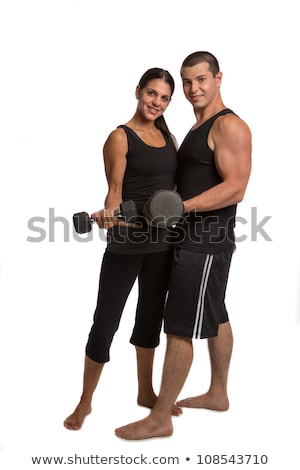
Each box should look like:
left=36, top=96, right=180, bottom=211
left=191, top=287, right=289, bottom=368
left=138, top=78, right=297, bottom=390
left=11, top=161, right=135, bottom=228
left=107, top=125, right=178, bottom=255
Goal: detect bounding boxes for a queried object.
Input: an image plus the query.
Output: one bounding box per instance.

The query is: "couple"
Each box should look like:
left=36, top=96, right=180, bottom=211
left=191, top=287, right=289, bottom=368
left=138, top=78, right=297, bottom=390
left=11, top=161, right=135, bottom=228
left=64, top=51, right=252, bottom=440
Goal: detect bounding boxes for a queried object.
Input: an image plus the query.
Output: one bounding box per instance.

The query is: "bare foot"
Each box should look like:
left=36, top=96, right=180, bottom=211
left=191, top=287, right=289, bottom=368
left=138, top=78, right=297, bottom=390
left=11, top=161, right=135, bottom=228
left=64, top=401, right=92, bottom=430
left=115, top=415, right=173, bottom=440
left=138, top=392, right=182, bottom=416
left=177, top=392, right=229, bottom=411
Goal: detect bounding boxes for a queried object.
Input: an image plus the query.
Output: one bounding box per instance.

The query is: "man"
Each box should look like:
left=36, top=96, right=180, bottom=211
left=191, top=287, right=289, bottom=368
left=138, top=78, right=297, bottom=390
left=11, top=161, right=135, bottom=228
left=115, top=51, right=252, bottom=440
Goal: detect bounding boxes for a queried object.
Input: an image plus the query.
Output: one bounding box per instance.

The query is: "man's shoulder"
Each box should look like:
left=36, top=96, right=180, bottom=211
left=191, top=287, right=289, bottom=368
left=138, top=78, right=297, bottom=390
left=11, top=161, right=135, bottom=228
left=213, top=111, right=250, bottom=135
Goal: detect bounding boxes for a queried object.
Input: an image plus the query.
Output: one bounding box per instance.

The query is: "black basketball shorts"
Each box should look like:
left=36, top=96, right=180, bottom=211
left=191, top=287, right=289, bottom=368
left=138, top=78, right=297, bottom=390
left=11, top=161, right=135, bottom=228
left=164, top=247, right=233, bottom=339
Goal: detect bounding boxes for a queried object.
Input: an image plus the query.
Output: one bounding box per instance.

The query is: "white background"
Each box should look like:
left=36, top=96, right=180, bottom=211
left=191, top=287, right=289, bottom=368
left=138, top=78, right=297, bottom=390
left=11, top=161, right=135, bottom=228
left=0, top=0, right=299, bottom=468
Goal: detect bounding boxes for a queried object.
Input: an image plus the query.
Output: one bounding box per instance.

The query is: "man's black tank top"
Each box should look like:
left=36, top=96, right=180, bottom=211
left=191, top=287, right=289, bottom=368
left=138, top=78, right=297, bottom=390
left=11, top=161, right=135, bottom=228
left=172, top=109, right=236, bottom=253
left=107, top=125, right=178, bottom=255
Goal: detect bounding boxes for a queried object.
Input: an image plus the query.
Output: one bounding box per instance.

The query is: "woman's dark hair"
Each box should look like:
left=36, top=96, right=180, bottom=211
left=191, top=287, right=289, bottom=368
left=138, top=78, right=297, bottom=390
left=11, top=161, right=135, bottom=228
left=138, top=68, right=177, bottom=150
left=181, top=51, right=220, bottom=77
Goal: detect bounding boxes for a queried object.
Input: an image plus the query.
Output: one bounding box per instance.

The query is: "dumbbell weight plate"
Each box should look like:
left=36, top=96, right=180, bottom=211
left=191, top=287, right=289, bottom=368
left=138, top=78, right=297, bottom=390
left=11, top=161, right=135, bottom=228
left=73, top=211, right=93, bottom=234
left=117, top=200, right=139, bottom=223
left=143, top=190, right=184, bottom=228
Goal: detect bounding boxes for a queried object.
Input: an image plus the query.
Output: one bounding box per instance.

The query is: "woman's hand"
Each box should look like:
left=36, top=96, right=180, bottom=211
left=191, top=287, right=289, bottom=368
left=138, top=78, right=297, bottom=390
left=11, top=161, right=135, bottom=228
left=91, top=209, right=119, bottom=230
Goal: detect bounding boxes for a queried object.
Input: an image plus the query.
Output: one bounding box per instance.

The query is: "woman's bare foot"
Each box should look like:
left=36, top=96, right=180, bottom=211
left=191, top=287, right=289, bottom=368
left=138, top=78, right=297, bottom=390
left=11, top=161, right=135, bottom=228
left=115, top=414, right=173, bottom=440
left=138, top=391, right=182, bottom=416
left=64, top=401, right=92, bottom=430
left=177, top=392, right=229, bottom=411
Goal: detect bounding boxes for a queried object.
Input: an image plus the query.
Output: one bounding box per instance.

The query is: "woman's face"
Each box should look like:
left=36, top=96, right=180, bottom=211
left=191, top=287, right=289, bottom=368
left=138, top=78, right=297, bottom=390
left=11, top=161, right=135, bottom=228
left=136, top=78, right=172, bottom=121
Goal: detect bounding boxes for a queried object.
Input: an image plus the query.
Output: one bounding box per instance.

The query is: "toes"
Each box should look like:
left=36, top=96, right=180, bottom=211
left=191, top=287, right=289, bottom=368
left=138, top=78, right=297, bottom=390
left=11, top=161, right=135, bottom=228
left=172, top=405, right=183, bottom=416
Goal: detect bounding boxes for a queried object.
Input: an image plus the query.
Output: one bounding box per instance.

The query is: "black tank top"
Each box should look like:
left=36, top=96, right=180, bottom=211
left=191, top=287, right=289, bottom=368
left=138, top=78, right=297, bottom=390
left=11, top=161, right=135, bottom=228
left=171, top=109, right=236, bottom=253
left=107, top=125, right=178, bottom=255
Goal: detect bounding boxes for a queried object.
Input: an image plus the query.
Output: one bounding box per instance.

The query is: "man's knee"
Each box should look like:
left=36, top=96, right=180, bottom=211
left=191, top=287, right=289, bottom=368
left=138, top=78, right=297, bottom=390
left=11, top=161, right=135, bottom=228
left=166, top=333, right=192, bottom=344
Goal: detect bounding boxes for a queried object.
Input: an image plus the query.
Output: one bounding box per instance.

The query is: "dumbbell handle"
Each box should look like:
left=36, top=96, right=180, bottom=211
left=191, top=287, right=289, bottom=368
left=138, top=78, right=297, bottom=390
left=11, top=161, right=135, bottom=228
left=88, top=208, right=125, bottom=223
left=89, top=207, right=129, bottom=224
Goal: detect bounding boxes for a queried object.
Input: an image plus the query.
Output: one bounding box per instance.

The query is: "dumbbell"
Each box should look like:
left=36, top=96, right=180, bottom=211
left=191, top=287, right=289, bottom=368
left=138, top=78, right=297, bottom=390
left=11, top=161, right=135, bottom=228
left=142, top=190, right=184, bottom=228
left=73, top=200, right=138, bottom=234
left=73, top=190, right=184, bottom=233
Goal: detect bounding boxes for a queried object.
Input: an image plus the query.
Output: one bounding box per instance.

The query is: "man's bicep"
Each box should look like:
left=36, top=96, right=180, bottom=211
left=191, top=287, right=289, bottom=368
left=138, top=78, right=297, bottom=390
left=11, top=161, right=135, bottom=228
left=215, top=119, right=252, bottom=184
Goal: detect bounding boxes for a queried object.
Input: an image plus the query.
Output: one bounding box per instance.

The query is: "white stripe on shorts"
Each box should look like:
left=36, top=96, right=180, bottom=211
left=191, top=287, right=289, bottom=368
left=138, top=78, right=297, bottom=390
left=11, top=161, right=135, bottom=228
left=192, top=254, right=214, bottom=339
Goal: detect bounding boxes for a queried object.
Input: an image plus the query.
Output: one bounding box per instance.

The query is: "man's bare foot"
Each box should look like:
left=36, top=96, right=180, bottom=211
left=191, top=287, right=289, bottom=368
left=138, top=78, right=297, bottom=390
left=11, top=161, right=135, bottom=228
left=115, top=415, right=173, bottom=440
left=177, top=392, right=229, bottom=411
left=64, top=401, right=92, bottom=430
left=137, top=392, right=182, bottom=416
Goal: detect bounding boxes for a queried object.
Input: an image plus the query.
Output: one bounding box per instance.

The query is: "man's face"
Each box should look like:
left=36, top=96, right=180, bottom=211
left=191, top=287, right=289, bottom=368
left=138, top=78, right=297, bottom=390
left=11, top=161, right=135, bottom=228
left=181, top=62, right=222, bottom=110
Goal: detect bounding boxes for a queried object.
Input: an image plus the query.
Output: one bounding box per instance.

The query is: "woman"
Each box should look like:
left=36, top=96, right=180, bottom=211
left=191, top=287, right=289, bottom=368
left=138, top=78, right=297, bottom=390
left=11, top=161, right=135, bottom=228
left=64, top=68, right=179, bottom=430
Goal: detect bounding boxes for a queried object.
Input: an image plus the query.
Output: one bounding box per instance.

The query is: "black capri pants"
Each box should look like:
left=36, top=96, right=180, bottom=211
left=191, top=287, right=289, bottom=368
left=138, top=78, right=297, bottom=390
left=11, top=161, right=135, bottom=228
left=85, top=249, right=172, bottom=363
